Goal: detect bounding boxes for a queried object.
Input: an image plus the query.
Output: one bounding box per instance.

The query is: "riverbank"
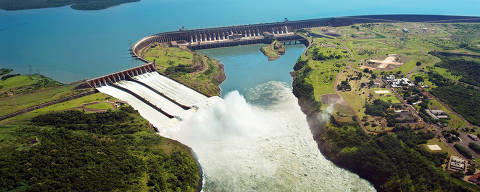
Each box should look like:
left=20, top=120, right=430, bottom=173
left=294, top=84, right=479, bottom=191
left=291, top=22, right=480, bottom=191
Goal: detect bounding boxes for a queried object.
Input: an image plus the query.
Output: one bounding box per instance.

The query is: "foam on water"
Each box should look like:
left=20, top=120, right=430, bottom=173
left=97, top=73, right=375, bottom=191
left=160, top=81, right=375, bottom=191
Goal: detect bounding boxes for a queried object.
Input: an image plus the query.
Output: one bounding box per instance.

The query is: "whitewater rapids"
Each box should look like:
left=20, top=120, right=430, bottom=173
left=97, top=77, right=375, bottom=191
left=161, top=81, right=375, bottom=191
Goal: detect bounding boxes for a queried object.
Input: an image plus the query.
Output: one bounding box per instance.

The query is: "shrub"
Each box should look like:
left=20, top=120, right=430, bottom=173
left=454, top=144, right=472, bottom=159
left=365, top=99, right=391, bottom=116
left=468, top=142, right=480, bottom=154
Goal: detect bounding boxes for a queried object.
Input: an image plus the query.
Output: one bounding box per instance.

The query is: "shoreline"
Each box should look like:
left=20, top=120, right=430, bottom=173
left=294, top=90, right=377, bottom=189
left=130, top=14, right=480, bottom=61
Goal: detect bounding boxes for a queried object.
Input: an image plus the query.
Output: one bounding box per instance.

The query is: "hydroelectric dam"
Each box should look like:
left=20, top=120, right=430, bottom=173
left=76, top=14, right=480, bottom=191
left=85, top=14, right=480, bottom=130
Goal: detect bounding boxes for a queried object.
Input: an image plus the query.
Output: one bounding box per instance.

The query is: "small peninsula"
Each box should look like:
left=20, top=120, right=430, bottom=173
left=138, top=43, right=226, bottom=97
left=260, top=40, right=286, bottom=61
left=0, top=0, right=139, bottom=10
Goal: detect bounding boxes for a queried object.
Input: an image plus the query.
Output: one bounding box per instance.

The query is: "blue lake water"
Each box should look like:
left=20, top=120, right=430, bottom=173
left=0, top=0, right=478, bottom=83
left=200, top=44, right=305, bottom=95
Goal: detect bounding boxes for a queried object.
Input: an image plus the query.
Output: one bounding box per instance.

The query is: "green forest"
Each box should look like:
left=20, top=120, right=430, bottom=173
left=322, top=124, right=477, bottom=191
left=426, top=54, right=480, bottom=126
left=431, top=52, right=480, bottom=87
left=431, top=85, right=480, bottom=126
left=0, top=107, right=199, bottom=191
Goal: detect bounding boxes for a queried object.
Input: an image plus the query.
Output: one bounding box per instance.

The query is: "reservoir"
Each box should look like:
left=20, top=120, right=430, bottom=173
left=200, top=44, right=305, bottom=95
left=0, top=0, right=478, bottom=82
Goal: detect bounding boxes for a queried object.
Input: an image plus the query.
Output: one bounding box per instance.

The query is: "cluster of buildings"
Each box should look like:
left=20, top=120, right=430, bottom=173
left=385, top=75, right=414, bottom=87
left=426, top=109, right=449, bottom=120
left=449, top=156, right=467, bottom=172
left=393, top=109, right=417, bottom=123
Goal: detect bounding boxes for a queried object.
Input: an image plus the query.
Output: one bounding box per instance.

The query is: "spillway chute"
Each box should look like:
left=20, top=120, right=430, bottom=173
left=95, top=71, right=214, bottom=131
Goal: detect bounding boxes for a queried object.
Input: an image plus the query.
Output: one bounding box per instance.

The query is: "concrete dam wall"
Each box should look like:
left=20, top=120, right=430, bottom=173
left=131, top=14, right=480, bottom=61
left=95, top=14, right=480, bottom=130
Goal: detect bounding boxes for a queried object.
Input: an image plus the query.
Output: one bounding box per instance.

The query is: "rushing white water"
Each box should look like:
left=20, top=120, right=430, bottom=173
left=96, top=73, right=219, bottom=133
left=134, top=72, right=207, bottom=106
left=115, top=80, right=188, bottom=117
left=97, top=85, right=175, bottom=127
left=162, top=81, right=375, bottom=191
left=98, top=73, right=375, bottom=191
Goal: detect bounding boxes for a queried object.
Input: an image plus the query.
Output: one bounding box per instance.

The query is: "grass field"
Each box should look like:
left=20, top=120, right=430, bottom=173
left=86, top=102, right=114, bottom=110
left=0, top=74, right=62, bottom=97
left=307, top=60, right=341, bottom=101
left=428, top=98, right=468, bottom=129
left=373, top=88, right=401, bottom=104
left=424, top=138, right=459, bottom=157
left=304, top=39, right=349, bottom=101
left=0, top=84, right=83, bottom=117
left=141, top=45, right=193, bottom=70
left=0, top=92, right=113, bottom=124
left=431, top=67, right=462, bottom=81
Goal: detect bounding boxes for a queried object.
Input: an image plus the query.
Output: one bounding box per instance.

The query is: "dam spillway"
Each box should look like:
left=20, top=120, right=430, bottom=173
left=133, top=72, right=208, bottom=107
left=91, top=67, right=216, bottom=131
left=115, top=80, right=187, bottom=117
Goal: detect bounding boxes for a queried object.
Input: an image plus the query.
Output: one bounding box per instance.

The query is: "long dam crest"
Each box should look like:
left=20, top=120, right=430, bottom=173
left=130, top=14, right=480, bottom=62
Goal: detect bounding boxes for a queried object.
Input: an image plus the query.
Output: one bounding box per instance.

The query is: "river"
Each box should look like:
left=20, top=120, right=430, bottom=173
left=1, top=0, right=479, bottom=191
left=172, top=44, right=375, bottom=191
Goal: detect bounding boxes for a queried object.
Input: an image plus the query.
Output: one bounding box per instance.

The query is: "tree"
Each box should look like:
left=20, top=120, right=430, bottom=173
left=415, top=76, right=424, bottom=83
left=360, top=82, right=366, bottom=88
left=368, top=80, right=375, bottom=87
left=451, top=171, right=465, bottom=179
left=416, top=61, right=422, bottom=66
left=365, top=99, right=391, bottom=116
